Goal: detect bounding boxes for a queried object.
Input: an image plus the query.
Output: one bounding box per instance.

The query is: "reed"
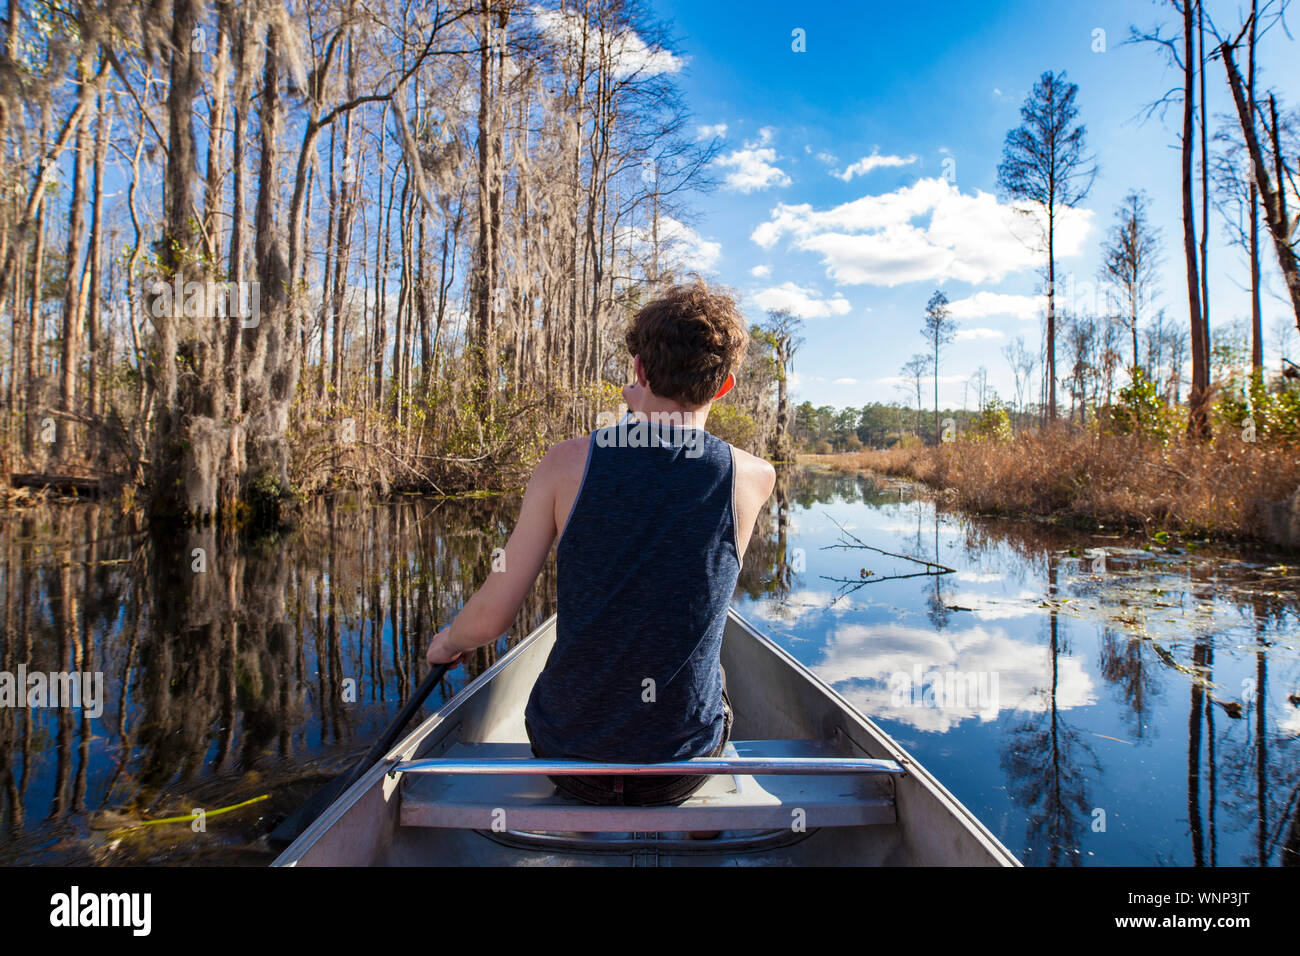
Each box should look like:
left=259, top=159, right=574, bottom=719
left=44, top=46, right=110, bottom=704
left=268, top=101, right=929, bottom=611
left=805, top=430, right=1300, bottom=542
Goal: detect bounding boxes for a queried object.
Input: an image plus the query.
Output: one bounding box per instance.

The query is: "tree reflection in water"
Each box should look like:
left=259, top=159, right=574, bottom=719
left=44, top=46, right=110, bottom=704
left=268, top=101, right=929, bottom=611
left=1, top=465, right=1297, bottom=865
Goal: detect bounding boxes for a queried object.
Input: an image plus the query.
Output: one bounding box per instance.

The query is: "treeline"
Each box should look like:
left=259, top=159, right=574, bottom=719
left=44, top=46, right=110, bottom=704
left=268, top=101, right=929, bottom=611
left=0, top=0, right=781, bottom=523
left=794, top=399, right=1043, bottom=453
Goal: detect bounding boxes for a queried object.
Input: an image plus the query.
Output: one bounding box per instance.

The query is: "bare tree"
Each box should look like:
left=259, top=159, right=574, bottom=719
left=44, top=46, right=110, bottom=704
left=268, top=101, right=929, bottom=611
left=1099, top=189, right=1162, bottom=373
left=1217, top=10, right=1300, bottom=343
left=1129, top=3, right=1212, bottom=437
left=1062, top=311, right=1098, bottom=425
left=1002, top=334, right=1038, bottom=425
left=900, top=353, right=931, bottom=438
left=921, top=289, right=955, bottom=445
left=1212, top=116, right=1267, bottom=372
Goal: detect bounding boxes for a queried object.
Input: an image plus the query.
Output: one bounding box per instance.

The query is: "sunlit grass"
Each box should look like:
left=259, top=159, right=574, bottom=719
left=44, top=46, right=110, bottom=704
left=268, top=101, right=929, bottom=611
left=806, top=429, right=1300, bottom=541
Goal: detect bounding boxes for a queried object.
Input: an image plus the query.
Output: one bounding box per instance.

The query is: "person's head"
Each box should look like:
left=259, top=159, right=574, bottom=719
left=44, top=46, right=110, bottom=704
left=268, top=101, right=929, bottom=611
left=624, top=278, right=749, bottom=411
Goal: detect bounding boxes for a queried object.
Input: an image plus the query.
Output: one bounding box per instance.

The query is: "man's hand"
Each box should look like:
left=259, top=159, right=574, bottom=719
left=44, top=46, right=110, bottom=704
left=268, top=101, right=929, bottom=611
left=426, top=626, right=467, bottom=667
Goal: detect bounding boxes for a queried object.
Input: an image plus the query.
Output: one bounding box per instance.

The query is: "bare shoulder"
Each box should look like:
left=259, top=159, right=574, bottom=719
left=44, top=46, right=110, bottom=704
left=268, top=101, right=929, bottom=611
left=724, top=443, right=776, bottom=560
left=534, top=435, right=590, bottom=478
left=541, top=436, right=592, bottom=538
left=728, top=444, right=777, bottom=499
left=544, top=435, right=592, bottom=468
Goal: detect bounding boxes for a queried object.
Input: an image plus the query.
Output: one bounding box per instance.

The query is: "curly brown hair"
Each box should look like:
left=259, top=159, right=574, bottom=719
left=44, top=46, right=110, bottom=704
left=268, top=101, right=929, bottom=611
left=624, top=279, right=749, bottom=407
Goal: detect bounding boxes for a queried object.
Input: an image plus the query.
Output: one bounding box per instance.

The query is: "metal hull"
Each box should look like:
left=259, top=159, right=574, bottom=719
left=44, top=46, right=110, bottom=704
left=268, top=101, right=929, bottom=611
left=272, top=609, right=1020, bottom=866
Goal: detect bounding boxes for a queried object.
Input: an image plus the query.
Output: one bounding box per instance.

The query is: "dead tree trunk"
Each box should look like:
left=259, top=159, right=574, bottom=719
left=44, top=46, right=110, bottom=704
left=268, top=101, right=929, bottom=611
left=1221, top=37, right=1300, bottom=337
left=1181, top=1, right=1210, bottom=440
left=58, top=50, right=95, bottom=462
left=86, top=82, right=111, bottom=431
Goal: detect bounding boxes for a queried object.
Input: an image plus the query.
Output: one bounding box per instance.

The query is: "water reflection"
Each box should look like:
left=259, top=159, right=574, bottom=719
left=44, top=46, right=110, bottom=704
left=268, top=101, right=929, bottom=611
left=1, top=465, right=1297, bottom=866
left=0, top=497, right=555, bottom=864
left=736, top=465, right=1300, bottom=867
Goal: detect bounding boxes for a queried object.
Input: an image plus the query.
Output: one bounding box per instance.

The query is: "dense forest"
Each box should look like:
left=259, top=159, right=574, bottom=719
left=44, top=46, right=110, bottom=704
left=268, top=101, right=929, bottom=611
left=0, top=0, right=793, bottom=524
left=3, top=0, right=1300, bottom=523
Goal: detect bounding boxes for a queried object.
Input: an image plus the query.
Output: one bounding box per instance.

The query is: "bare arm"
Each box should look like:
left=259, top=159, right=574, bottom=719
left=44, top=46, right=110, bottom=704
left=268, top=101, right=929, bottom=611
left=732, top=447, right=777, bottom=559
left=425, top=448, right=564, bottom=665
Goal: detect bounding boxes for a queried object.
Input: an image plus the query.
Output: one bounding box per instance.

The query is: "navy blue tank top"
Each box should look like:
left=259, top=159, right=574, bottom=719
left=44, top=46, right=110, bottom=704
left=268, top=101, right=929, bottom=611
left=524, top=420, right=741, bottom=764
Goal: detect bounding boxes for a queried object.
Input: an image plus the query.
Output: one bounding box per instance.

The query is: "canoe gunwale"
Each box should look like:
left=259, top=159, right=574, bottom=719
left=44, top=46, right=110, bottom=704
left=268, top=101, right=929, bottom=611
left=271, top=618, right=556, bottom=866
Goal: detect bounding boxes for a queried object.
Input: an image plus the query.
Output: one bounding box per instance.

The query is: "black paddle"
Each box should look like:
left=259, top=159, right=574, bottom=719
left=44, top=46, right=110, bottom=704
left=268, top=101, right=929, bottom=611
left=269, top=661, right=455, bottom=848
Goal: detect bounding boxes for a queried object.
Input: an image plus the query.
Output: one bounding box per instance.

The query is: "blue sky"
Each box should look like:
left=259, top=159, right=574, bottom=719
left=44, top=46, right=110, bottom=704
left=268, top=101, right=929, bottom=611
left=648, top=0, right=1300, bottom=409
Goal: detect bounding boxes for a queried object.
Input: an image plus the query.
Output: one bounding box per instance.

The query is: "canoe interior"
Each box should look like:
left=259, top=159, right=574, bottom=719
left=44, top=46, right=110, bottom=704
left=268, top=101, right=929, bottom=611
left=273, top=610, right=1020, bottom=867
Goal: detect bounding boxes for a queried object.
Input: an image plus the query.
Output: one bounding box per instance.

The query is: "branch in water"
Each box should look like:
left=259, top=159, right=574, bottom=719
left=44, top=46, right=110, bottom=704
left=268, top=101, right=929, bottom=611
left=819, top=513, right=956, bottom=574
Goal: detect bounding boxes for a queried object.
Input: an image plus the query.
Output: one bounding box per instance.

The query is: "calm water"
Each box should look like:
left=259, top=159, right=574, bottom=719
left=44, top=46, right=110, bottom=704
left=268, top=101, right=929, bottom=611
left=1, top=465, right=1296, bottom=865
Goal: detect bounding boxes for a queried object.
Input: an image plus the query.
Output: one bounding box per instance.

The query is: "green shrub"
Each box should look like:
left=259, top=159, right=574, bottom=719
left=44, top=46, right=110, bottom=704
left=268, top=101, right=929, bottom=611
left=707, top=402, right=759, bottom=451
left=1105, top=367, right=1173, bottom=444
left=1215, top=370, right=1300, bottom=443
left=969, top=400, right=1012, bottom=442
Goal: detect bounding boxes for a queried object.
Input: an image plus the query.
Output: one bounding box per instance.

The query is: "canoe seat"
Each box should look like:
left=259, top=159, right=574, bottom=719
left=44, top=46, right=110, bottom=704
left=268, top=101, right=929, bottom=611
left=399, top=739, right=896, bottom=833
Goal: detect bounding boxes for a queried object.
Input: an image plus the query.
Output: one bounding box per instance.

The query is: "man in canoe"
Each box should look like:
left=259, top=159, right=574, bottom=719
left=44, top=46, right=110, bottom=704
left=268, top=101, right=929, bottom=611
left=426, top=278, right=776, bottom=807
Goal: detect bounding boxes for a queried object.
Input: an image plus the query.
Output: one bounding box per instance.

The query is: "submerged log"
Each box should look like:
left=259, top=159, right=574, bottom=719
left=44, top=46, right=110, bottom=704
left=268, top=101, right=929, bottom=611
left=9, top=473, right=106, bottom=497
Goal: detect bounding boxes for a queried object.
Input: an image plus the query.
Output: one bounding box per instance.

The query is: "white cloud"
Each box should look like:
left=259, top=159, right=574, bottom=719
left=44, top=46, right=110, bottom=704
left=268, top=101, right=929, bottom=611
left=697, top=123, right=727, bottom=140
left=814, top=622, right=1097, bottom=733
left=530, top=7, right=682, bottom=79
left=746, top=589, right=858, bottom=625
left=815, top=151, right=838, bottom=165
left=945, top=589, right=1043, bottom=620
left=752, top=281, right=852, bottom=319
left=713, top=127, right=789, bottom=193
left=955, top=327, right=1005, bottom=341
left=623, top=215, right=720, bottom=273
left=947, top=290, right=1043, bottom=321
left=715, top=149, right=789, bottom=193
left=833, top=377, right=859, bottom=385
left=750, top=264, right=771, bottom=278
left=657, top=216, right=720, bottom=272
left=832, top=152, right=917, bottom=182
left=751, top=177, right=1093, bottom=287
left=954, top=570, right=1004, bottom=583
left=877, top=373, right=966, bottom=388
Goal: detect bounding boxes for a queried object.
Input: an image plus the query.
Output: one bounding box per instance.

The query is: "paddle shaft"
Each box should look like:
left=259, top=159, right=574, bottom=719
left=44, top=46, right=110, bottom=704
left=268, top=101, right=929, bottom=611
left=334, top=662, right=453, bottom=795
left=269, top=661, right=453, bottom=846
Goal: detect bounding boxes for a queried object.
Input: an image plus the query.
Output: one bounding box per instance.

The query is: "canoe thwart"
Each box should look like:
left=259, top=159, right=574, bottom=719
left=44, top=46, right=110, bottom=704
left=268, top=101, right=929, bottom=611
left=391, top=755, right=905, bottom=776
left=397, top=740, right=899, bottom=833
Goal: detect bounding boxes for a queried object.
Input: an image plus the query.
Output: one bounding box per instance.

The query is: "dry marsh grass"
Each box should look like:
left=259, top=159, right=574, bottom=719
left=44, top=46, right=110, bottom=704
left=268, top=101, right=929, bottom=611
left=804, top=431, right=1300, bottom=542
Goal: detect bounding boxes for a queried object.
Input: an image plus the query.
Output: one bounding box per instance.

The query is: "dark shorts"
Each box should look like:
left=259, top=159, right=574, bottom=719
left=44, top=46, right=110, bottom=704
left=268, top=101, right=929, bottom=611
left=531, top=677, right=734, bottom=808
